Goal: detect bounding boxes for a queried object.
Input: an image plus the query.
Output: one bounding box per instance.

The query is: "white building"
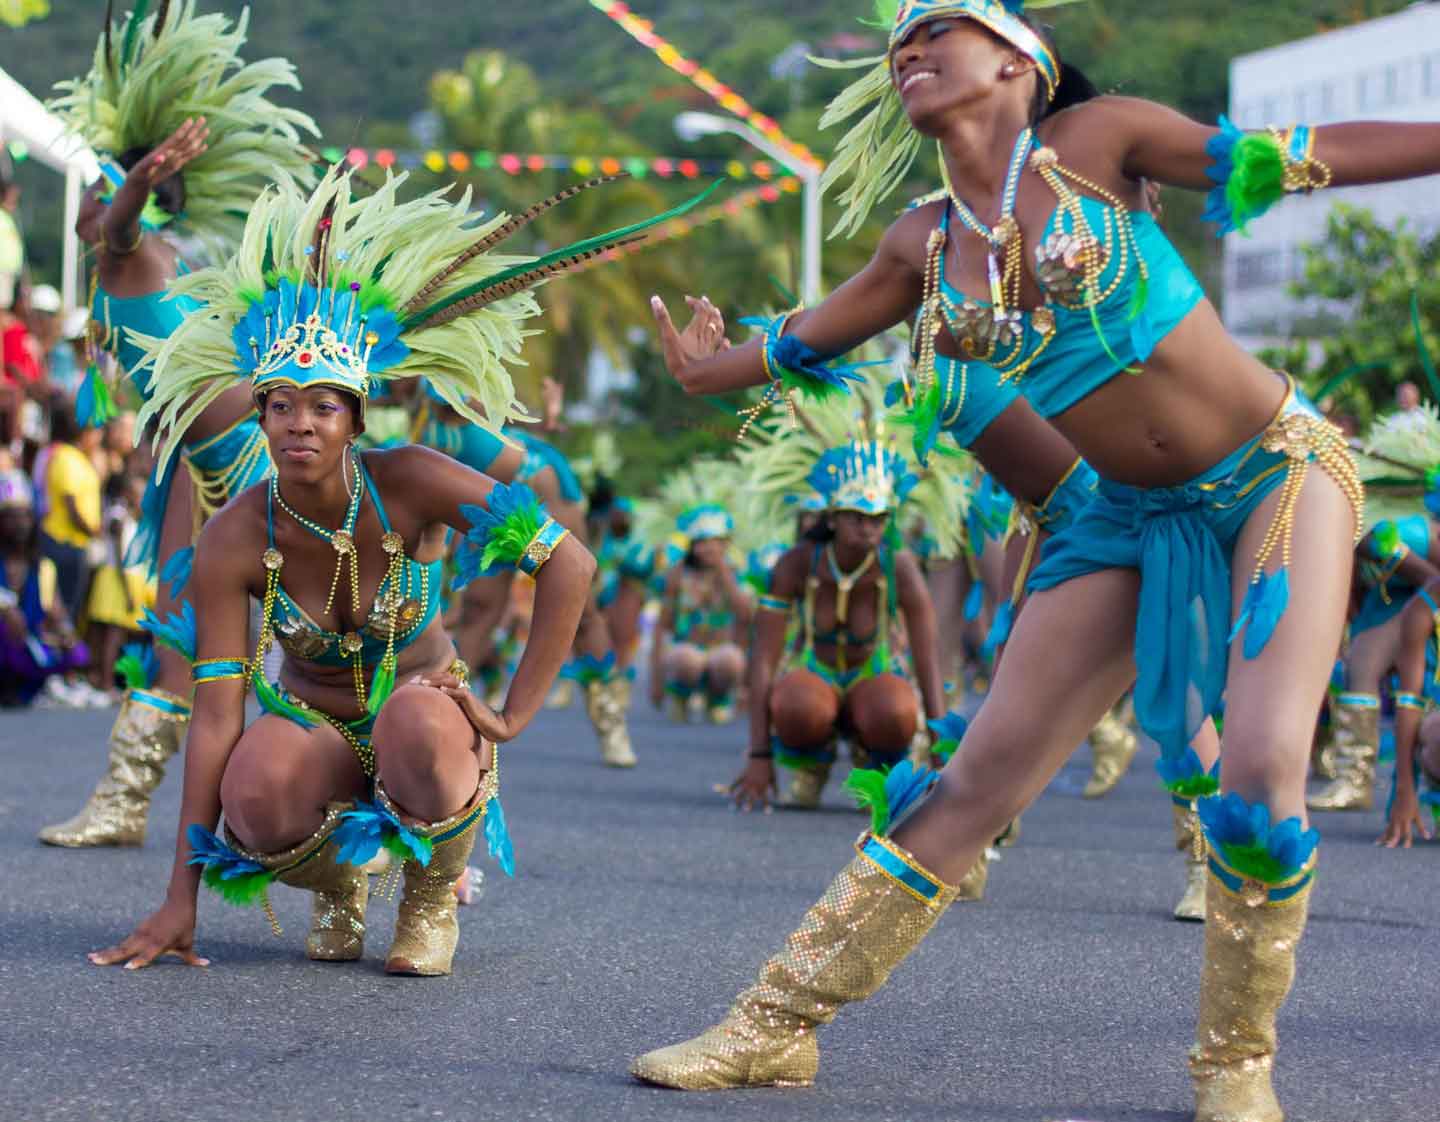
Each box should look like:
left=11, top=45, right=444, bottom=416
left=1223, top=2, right=1440, bottom=340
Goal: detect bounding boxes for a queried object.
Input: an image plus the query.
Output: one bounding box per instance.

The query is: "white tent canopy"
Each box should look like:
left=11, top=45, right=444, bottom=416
left=0, top=65, right=99, bottom=309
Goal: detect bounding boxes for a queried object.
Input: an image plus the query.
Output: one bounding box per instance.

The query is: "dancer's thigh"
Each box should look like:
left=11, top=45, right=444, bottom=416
left=893, top=567, right=1139, bottom=880
left=151, top=467, right=196, bottom=695
left=1220, top=470, right=1354, bottom=819
left=220, top=714, right=365, bottom=850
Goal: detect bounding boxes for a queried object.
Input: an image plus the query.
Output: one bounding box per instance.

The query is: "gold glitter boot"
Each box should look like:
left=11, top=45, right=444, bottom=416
left=1306, top=694, right=1377, bottom=811
left=382, top=781, right=490, bottom=976
left=586, top=677, right=638, bottom=767
left=631, top=833, right=966, bottom=1090
left=39, top=689, right=190, bottom=847
left=1189, top=861, right=1315, bottom=1122
left=1171, top=800, right=1207, bottom=923
left=782, top=763, right=831, bottom=809
left=545, top=678, right=575, bottom=709
left=1082, top=698, right=1139, bottom=798
left=257, top=804, right=367, bottom=962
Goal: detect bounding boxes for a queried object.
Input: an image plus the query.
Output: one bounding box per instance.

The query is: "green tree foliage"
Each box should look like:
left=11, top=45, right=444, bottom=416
left=1269, top=206, right=1440, bottom=429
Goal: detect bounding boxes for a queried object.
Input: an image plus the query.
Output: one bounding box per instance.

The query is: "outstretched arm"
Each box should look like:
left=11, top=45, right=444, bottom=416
left=403, top=446, right=596, bottom=741
left=1380, top=594, right=1436, bottom=849
left=1105, top=95, right=1440, bottom=192
left=90, top=511, right=252, bottom=968
left=651, top=211, right=926, bottom=396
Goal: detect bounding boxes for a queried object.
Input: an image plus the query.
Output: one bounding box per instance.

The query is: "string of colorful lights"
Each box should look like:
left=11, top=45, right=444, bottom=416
left=585, top=0, right=824, bottom=171
left=321, top=145, right=794, bottom=181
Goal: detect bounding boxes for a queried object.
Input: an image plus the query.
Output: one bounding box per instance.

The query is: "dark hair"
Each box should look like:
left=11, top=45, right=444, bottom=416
left=49, top=398, right=83, bottom=444
left=802, top=516, right=835, bottom=545
left=1022, top=18, right=1098, bottom=124
left=588, top=475, right=616, bottom=516
left=117, top=145, right=186, bottom=217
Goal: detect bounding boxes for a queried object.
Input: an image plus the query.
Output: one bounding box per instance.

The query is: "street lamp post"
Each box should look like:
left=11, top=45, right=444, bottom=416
left=674, top=110, right=823, bottom=305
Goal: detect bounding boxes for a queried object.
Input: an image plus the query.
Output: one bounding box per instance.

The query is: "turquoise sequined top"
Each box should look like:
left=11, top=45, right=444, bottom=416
left=92, top=263, right=201, bottom=402
left=266, top=458, right=442, bottom=668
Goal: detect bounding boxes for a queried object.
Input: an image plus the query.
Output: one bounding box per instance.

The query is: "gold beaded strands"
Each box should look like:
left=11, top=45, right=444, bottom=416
left=271, top=447, right=364, bottom=619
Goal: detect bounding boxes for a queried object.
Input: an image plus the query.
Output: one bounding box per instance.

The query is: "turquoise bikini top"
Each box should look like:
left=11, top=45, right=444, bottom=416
left=92, top=262, right=200, bottom=402
left=937, top=185, right=1205, bottom=419
left=266, top=459, right=442, bottom=668
left=932, top=204, right=1022, bottom=449
left=1359, top=514, right=1431, bottom=594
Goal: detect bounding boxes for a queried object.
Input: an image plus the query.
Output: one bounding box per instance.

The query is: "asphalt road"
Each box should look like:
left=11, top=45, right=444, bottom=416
left=0, top=694, right=1433, bottom=1122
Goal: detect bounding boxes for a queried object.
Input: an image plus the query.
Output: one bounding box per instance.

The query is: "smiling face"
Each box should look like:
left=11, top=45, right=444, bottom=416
left=831, top=509, right=889, bottom=552
left=891, top=16, right=1037, bottom=135
left=260, top=385, right=360, bottom=486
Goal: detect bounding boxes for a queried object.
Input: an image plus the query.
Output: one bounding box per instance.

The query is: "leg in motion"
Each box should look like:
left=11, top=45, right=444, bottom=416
left=1190, top=470, right=1352, bottom=1122
left=1306, top=616, right=1393, bottom=811
left=1172, top=720, right=1221, bottom=924
left=632, top=570, right=1138, bottom=1090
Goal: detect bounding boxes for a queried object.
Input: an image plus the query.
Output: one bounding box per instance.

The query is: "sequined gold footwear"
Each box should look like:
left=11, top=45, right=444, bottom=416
left=1082, top=698, right=1139, bottom=799
left=1189, top=862, right=1315, bottom=1122
left=1306, top=693, right=1378, bottom=811
left=238, top=804, right=367, bottom=962
left=545, top=679, right=575, bottom=710
left=781, top=764, right=830, bottom=810
left=39, top=689, right=190, bottom=847
left=1171, top=800, right=1207, bottom=923
left=631, top=833, right=966, bottom=1090
left=586, top=678, right=637, bottom=767
left=382, top=782, right=489, bottom=976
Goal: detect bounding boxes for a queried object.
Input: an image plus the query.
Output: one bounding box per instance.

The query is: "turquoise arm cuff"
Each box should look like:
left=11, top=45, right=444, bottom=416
left=756, top=594, right=793, bottom=613
left=1396, top=692, right=1426, bottom=712
left=192, top=658, right=251, bottom=684
left=518, top=518, right=569, bottom=578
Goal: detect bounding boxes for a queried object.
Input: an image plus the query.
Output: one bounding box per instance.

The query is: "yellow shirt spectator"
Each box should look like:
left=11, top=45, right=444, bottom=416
left=41, top=443, right=101, bottom=549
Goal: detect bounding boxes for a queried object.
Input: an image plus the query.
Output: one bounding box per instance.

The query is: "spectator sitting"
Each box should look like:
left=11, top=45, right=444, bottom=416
left=84, top=469, right=154, bottom=698
left=0, top=470, right=94, bottom=708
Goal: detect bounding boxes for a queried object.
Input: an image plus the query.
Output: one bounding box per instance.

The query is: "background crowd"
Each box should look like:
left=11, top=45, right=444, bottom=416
left=0, top=169, right=155, bottom=710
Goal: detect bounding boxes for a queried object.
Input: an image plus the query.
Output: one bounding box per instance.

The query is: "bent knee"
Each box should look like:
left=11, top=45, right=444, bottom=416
left=374, top=685, right=469, bottom=766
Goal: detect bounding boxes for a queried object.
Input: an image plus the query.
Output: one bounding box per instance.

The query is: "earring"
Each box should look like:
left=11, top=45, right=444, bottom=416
left=343, top=443, right=355, bottom=501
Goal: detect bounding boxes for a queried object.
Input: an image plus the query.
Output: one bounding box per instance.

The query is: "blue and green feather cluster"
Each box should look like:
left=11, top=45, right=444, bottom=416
left=1203, top=116, right=1286, bottom=237
left=186, top=824, right=274, bottom=907
left=845, top=759, right=939, bottom=836
left=332, top=800, right=433, bottom=868
left=115, top=641, right=158, bottom=691
left=454, top=482, right=547, bottom=588
left=1197, top=791, right=1318, bottom=885
left=139, top=601, right=196, bottom=662
left=1156, top=745, right=1221, bottom=800
left=561, top=651, right=618, bottom=685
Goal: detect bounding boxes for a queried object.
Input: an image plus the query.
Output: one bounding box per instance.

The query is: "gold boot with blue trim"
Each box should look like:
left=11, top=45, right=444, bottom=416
left=1190, top=792, right=1319, bottom=1122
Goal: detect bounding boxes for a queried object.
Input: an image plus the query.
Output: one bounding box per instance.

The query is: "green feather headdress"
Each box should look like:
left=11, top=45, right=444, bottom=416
left=134, top=166, right=716, bottom=476
left=50, top=0, right=320, bottom=253
left=815, top=0, right=1080, bottom=239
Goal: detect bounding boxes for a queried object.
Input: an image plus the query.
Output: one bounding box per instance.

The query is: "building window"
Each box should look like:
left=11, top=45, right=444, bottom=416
left=1233, top=249, right=1287, bottom=293
left=1424, top=51, right=1440, bottom=99
left=1321, top=80, right=1340, bottom=118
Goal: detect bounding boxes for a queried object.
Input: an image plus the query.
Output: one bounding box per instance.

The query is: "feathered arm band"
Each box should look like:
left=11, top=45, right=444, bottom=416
left=1204, top=117, right=1333, bottom=237
left=454, top=482, right=569, bottom=587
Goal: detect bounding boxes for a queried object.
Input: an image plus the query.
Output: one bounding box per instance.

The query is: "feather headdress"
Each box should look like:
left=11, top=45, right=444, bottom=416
left=134, top=166, right=717, bottom=474
left=50, top=0, right=319, bottom=252
left=815, top=0, right=1080, bottom=238
left=1355, top=406, right=1440, bottom=530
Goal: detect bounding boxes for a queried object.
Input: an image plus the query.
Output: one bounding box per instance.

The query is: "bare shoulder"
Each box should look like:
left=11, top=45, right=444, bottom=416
left=892, top=548, right=925, bottom=583
left=769, top=545, right=811, bottom=596
left=879, top=200, right=944, bottom=267
left=362, top=443, right=454, bottom=489
left=194, top=485, right=267, bottom=584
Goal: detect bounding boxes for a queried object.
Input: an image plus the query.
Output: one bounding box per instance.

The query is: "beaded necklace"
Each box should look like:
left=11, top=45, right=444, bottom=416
left=912, top=134, right=1156, bottom=400
left=257, top=449, right=410, bottom=713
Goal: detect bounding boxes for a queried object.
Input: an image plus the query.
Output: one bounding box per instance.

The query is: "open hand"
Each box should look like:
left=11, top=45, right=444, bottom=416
left=1378, top=786, right=1433, bottom=849
left=729, top=756, right=776, bottom=813
left=650, top=294, right=730, bottom=381
left=89, top=899, right=206, bottom=971
left=130, top=118, right=210, bottom=188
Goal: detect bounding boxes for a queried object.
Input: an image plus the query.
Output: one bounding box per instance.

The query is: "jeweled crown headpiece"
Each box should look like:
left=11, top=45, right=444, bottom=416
left=813, top=0, right=1079, bottom=238
left=136, top=167, right=716, bottom=473
left=809, top=438, right=919, bottom=516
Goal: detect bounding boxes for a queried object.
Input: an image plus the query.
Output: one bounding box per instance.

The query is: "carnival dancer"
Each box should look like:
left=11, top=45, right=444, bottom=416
left=629, top=5, right=1403, bottom=1117
left=651, top=504, right=751, bottom=724
left=40, top=0, right=319, bottom=848
left=1378, top=572, right=1440, bottom=849
left=1313, top=407, right=1440, bottom=811
left=408, top=362, right=640, bottom=766
left=86, top=165, right=710, bottom=973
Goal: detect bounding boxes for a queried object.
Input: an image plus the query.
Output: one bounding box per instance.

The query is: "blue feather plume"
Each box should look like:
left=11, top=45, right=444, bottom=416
left=160, top=546, right=195, bottom=600
left=332, top=800, right=432, bottom=867
left=186, top=824, right=265, bottom=880
left=139, top=600, right=196, bottom=662
left=963, top=580, right=984, bottom=622
left=1197, top=791, right=1318, bottom=884
left=485, top=797, right=516, bottom=877
left=1229, top=567, right=1289, bottom=660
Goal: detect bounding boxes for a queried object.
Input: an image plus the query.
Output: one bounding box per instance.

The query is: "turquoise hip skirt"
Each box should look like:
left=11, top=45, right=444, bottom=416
left=1028, top=388, right=1358, bottom=761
